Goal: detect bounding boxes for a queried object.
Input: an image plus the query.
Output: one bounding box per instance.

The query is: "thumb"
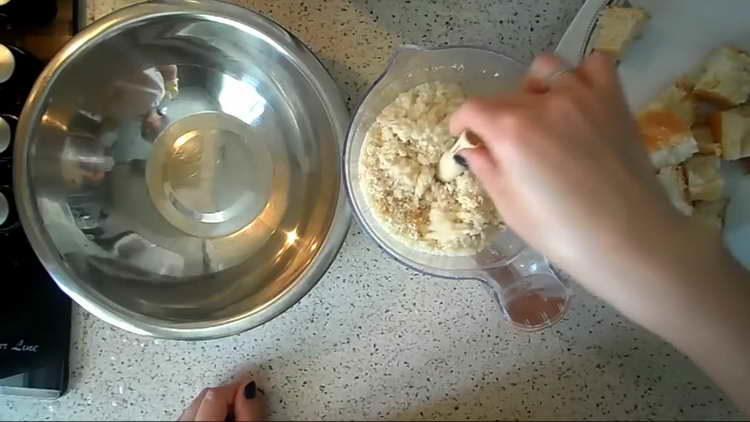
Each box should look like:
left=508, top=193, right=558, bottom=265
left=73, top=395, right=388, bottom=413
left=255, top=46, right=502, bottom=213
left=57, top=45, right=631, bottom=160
left=192, top=384, right=236, bottom=422
left=233, top=381, right=265, bottom=421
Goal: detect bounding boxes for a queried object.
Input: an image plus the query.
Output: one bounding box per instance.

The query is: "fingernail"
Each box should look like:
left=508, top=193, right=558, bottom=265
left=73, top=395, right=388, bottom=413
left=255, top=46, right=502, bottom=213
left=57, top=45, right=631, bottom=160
left=244, top=381, right=257, bottom=400
left=453, top=154, right=468, bottom=168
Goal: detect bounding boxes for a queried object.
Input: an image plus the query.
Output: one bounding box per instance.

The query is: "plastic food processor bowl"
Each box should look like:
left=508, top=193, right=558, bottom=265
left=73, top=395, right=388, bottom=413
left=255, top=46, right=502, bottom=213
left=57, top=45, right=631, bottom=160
left=344, top=45, right=572, bottom=331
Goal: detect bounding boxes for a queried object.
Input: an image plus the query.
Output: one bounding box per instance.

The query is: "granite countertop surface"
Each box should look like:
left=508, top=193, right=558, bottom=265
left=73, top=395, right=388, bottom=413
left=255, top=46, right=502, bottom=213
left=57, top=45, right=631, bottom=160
left=1, top=0, right=742, bottom=420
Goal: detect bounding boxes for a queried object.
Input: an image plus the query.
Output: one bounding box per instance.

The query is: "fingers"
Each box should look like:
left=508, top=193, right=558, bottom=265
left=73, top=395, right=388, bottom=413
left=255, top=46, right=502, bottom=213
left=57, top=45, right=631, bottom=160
left=523, top=54, right=580, bottom=93
left=180, top=381, right=266, bottom=422
left=194, top=384, right=237, bottom=421
left=179, top=384, right=237, bottom=422
left=449, top=101, right=512, bottom=163
left=449, top=97, right=495, bottom=137
left=451, top=54, right=575, bottom=140
left=526, top=54, right=571, bottom=80
left=450, top=52, right=620, bottom=196
left=522, top=76, right=549, bottom=94
left=449, top=96, right=528, bottom=140
left=233, top=381, right=265, bottom=421
left=524, top=53, right=620, bottom=98
left=178, top=388, right=208, bottom=421
left=578, top=51, right=621, bottom=95
left=158, top=64, right=178, bottom=81
left=457, top=148, right=504, bottom=205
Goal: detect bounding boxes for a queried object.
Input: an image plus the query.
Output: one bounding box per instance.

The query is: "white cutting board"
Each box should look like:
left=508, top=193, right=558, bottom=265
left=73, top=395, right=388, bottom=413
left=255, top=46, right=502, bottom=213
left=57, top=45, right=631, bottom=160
left=556, top=0, right=750, bottom=267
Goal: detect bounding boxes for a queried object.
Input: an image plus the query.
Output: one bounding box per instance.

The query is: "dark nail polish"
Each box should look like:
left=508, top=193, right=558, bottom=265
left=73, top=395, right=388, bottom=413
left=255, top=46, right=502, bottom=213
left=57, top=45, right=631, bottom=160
left=453, top=154, right=468, bottom=168
left=244, top=381, right=257, bottom=400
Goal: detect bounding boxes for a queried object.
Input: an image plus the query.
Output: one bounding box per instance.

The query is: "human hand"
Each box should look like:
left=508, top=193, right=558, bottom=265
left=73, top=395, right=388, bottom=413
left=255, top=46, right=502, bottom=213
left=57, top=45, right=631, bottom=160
left=158, top=64, right=180, bottom=99
left=178, top=381, right=264, bottom=421
left=450, top=52, right=750, bottom=414
left=449, top=53, right=688, bottom=304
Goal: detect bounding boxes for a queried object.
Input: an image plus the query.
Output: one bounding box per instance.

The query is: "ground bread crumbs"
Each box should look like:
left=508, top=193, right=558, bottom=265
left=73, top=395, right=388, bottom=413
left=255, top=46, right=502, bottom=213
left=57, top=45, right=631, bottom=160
left=359, top=81, right=503, bottom=255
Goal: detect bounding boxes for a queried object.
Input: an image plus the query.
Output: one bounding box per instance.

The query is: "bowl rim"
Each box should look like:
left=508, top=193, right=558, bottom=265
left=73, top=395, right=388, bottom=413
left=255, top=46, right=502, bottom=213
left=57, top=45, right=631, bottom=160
left=14, top=0, right=351, bottom=340
left=343, top=45, right=527, bottom=279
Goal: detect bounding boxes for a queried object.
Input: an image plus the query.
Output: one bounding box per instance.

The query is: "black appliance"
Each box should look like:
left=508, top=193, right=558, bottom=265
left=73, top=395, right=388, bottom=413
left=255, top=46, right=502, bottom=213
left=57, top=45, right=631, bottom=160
left=0, top=0, right=85, bottom=400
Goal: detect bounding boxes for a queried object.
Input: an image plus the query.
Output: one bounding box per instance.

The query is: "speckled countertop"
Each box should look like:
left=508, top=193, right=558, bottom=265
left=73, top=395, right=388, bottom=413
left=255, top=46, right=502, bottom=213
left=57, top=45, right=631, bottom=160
left=1, top=0, right=743, bottom=420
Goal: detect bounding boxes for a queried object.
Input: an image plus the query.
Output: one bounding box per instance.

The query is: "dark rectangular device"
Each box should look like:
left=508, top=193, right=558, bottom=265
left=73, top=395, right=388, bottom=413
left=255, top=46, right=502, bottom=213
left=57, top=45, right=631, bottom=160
left=0, top=0, right=86, bottom=400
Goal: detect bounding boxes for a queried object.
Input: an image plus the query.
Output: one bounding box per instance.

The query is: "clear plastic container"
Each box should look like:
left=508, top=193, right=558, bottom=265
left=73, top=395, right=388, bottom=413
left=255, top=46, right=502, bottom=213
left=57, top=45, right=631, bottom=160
left=344, top=45, right=572, bottom=330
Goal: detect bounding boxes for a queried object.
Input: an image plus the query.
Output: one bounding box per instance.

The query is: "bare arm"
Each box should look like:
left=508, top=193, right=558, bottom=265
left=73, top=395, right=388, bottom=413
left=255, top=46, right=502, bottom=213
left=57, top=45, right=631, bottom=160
left=616, top=217, right=750, bottom=413
left=450, top=52, right=750, bottom=413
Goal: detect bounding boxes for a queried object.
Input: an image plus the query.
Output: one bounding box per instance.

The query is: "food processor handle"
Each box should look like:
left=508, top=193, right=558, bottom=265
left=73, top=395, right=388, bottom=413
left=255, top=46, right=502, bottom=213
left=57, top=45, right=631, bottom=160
left=480, top=248, right=572, bottom=331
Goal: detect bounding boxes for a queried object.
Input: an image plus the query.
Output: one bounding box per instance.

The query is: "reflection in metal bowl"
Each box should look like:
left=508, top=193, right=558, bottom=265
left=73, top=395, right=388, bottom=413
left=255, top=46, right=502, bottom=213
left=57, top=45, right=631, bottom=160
left=14, top=0, right=350, bottom=339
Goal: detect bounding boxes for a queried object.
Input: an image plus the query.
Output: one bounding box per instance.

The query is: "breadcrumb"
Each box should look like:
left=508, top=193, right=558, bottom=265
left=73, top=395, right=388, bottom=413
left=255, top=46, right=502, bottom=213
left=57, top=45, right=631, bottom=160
left=359, top=81, right=502, bottom=255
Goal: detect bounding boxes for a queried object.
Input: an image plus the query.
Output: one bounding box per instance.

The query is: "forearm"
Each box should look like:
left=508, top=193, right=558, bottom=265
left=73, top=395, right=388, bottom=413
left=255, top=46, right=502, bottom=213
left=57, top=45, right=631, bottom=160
left=450, top=51, right=750, bottom=411
left=639, top=233, right=750, bottom=413
left=674, top=269, right=750, bottom=414
left=573, top=215, right=750, bottom=412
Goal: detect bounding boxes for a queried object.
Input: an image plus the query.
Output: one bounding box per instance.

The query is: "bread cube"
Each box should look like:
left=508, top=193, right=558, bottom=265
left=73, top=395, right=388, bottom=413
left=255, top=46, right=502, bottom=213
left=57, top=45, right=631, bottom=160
left=709, top=106, right=750, bottom=160
left=693, top=200, right=728, bottom=230
left=592, top=7, right=650, bottom=59
left=691, top=125, right=722, bottom=156
left=656, top=165, right=692, bottom=215
left=638, top=109, right=698, bottom=168
left=684, top=155, right=724, bottom=201
left=693, top=47, right=750, bottom=107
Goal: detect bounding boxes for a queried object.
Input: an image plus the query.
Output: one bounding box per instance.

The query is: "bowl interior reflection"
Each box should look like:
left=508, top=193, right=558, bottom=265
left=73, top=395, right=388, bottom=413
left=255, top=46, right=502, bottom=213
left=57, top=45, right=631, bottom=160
left=23, top=11, right=344, bottom=326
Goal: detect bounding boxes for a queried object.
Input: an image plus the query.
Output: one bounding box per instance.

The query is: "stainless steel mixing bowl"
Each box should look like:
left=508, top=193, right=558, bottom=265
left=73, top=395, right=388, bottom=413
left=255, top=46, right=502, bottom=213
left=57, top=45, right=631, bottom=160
left=14, top=0, right=350, bottom=339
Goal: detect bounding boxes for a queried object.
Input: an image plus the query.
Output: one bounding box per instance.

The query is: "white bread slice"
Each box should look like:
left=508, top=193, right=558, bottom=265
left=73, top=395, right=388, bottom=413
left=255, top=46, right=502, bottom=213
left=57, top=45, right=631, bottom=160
left=638, top=109, right=698, bottom=168
left=691, top=125, right=721, bottom=156
left=592, top=7, right=650, bottom=59
left=692, top=100, right=723, bottom=126
left=693, top=200, right=728, bottom=230
left=656, top=165, right=692, bottom=216
left=684, top=155, right=724, bottom=201
left=677, top=65, right=704, bottom=92
left=709, top=106, right=750, bottom=160
left=693, top=47, right=750, bottom=107
left=644, top=84, right=695, bottom=125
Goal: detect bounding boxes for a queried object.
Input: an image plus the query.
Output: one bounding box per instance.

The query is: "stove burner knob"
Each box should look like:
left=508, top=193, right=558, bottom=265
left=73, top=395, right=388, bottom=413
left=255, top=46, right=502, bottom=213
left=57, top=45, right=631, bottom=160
left=0, top=115, right=11, bottom=155
left=0, top=44, right=15, bottom=84
left=0, top=190, right=8, bottom=226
